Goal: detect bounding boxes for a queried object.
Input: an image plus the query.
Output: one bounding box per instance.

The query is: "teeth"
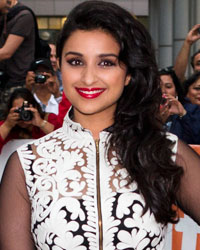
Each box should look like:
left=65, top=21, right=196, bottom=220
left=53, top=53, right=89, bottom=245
left=79, top=90, right=103, bottom=94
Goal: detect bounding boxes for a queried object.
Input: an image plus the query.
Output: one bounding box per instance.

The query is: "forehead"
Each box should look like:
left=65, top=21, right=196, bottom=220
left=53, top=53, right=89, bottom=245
left=63, top=29, right=120, bottom=54
left=192, top=77, right=200, bottom=86
left=194, top=53, right=200, bottom=63
left=12, top=97, right=25, bottom=106
left=36, top=65, right=52, bottom=74
left=160, top=74, right=173, bottom=83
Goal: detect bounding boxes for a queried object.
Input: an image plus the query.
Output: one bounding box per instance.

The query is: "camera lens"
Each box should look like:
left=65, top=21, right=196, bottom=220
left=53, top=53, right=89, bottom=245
left=35, top=74, right=47, bottom=84
left=20, top=110, right=33, bottom=121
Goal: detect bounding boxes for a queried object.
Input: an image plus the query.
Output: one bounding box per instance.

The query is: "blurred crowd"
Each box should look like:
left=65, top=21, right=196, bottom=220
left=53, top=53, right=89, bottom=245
left=0, top=0, right=71, bottom=154
left=159, top=24, right=200, bottom=145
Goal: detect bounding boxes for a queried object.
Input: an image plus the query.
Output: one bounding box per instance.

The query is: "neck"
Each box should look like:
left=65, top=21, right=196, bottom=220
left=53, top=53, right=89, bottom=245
left=35, top=88, right=51, bottom=105
left=73, top=108, right=115, bottom=139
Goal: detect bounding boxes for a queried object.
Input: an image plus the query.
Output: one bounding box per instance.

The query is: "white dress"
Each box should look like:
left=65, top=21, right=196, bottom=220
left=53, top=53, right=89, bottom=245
left=17, top=113, right=178, bottom=250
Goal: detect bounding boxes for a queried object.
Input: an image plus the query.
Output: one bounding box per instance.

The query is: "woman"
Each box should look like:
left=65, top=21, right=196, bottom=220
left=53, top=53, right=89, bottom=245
left=159, top=66, right=186, bottom=120
left=0, top=87, right=58, bottom=153
left=159, top=67, right=200, bottom=144
left=0, top=1, right=200, bottom=249
left=184, top=71, right=200, bottom=105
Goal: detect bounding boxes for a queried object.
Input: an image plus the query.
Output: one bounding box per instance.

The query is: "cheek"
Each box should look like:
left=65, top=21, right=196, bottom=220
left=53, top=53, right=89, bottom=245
left=18, top=122, right=27, bottom=128
left=172, top=89, right=177, bottom=96
left=189, top=89, right=196, bottom=96
left=105, top=70, right=128, bottom=86
left=195, top=65, right=200, bottom=71
left=187, top=89, right=196, bottom=101
left=61, top=69, right=77, bottom=88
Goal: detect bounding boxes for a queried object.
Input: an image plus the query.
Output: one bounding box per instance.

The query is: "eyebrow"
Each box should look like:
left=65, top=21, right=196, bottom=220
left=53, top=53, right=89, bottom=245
left=64, top=51, right=118, bottom=58
left=99, top=53, right=118, bottom=58
left=64, top=51, right=83, bottom=57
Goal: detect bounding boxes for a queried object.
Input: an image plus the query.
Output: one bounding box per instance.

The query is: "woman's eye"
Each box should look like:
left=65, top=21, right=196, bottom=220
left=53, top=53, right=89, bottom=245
left=165, top=84, right=172, bottom=89
left=99, top=60, right=116, bottom=67
left=194, top=87, right=200, bottom=91
left=67, top=58, right=83, bottom=66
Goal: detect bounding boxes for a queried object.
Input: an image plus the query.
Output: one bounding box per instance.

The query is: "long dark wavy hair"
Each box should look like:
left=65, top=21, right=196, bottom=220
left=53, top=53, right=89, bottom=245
left=57, top=0, right=183, bottom=224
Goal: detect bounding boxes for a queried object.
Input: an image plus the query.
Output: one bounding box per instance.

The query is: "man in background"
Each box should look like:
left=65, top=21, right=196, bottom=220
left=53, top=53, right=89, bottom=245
left=0, top=0, right=35, bottom=88
left=26, top=58, right=62, bottom=115
left=49, top=43, right=63, bottom=93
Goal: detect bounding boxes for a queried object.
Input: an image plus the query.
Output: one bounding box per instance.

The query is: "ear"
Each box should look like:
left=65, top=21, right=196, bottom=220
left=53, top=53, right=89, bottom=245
left=124, top=74, right=131, bottom=86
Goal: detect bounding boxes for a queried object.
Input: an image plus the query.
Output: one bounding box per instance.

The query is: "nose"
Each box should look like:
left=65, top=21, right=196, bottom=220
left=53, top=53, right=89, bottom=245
left=161, top=85, right=166, bottom=94
left=51, top=56, right=57, bottom=63
left=81, top=64, right=97, bottom=86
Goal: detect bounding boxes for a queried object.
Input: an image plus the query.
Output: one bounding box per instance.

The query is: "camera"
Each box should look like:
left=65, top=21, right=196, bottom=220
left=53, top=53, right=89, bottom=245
left=161, top=96, right=167, bottom=105
left=14, top=101, right=33, bottom=121
left=35, top=74, right=47, bottom=84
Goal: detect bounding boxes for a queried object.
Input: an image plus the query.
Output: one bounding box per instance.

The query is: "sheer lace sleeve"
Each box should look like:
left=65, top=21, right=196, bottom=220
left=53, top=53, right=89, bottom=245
left=176, top=140, right=200, bottom=225
left=0, top=152, right=36, bottom=250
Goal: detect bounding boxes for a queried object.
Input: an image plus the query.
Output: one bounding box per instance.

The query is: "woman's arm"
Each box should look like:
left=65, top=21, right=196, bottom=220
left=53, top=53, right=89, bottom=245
left=0, top=107, right=19, bottom=140
left=175, top=140, right=200, bottom=225
left=0, top=152, right=35, bottom=249
left=174, top=24, right=200, bottom=83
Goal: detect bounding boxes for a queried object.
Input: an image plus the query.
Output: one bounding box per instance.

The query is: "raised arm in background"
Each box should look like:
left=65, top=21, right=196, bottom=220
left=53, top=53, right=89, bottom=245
left=174, top=24, right=200, bottom=83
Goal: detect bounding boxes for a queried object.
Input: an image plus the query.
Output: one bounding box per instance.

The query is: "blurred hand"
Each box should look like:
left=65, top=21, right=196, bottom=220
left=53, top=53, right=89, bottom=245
left=186, top=24, right=200, bottom=45
left=160, top=94, right=186, bottom=122
left=23, top=105, right=44, bottom=128
left=25, top=71, right=35, bottom=91
left=4, top=107, right=21, bottom=129
left=46, top=74, right=61, bottom=98
left=23, top=105, right=54, bottom=133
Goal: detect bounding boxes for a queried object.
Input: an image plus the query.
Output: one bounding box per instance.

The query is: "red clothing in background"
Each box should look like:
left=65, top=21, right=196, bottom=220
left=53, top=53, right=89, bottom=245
left=57, top=92, right=71, bottom=128
left=0, top=113, right=58, bottom=153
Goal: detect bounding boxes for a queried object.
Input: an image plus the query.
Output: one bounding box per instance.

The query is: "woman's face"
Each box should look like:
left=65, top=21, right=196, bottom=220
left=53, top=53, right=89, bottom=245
left=60, top=29, right=130, bottom=123
left=12, top=97, right=30, bottom=128
left=160, top=74, right=177, bottom=97
left=186, top=78, right=200, bottom=105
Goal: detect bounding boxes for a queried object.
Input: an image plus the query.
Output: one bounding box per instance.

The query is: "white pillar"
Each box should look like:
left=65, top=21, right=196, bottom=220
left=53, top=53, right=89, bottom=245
left=149, top=0, right=159, bottom=63
left=149, top=0, right=174, bottom=68
left=173, top=0, right=190, bottom=61
left=194, top=0, right=200, bottom=52
left=158, top=0, right=174, bottom=68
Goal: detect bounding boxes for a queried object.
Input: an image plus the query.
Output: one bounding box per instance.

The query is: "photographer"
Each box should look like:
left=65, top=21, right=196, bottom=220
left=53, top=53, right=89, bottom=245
left=26, top=58, right=61, bottom=115
left=0, top=88, right=58, bottom=153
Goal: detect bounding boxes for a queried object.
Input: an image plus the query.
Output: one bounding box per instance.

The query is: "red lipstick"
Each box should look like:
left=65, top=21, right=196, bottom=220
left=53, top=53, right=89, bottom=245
left=75, top=88, right=105, bottom=99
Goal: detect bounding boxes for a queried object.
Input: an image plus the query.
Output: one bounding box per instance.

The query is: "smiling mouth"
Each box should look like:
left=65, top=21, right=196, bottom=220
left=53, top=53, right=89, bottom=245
left=75, top=88, right=105, bottom=99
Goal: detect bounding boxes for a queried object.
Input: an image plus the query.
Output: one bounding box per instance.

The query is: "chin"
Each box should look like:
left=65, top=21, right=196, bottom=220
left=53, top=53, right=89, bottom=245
left=76, top=104, right=115, bottom=117
left=18, top=123, right=29, bottom=128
